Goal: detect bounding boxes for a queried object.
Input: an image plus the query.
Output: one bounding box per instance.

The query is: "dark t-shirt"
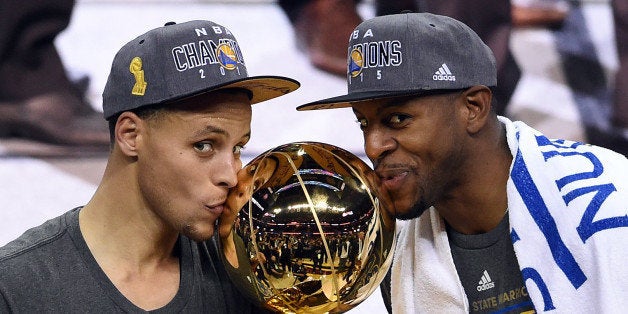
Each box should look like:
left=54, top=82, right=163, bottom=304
left=0, top=207, right=254, bottom=313
left=447, top=212, right=534, bottom=313
left=380, top=213, right=534, bottom=313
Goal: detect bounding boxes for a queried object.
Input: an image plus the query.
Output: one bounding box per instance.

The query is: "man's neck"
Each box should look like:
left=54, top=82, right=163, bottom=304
left=79, top=184, right=181, bottom=310
left=437, top=125, right=513, bottom=235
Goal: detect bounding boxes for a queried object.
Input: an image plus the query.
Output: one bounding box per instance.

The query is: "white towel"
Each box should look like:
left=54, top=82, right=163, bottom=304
left=391, top=207, right=468, bottom=313
left=504, top=117, right=628, bottom=312
left=390, top=116, right=628, bottom=312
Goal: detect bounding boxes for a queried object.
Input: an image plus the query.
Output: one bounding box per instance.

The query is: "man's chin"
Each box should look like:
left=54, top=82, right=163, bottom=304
left=393, top=202, right=429, bottom=220
left=182, top=224, right=215, bottom=242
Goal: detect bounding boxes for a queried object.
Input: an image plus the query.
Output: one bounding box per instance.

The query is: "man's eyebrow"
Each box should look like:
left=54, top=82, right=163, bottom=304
left=241, top=132, right=252, bottom=142
left=352, top=98, right=409, bottom=116
left=192, top=125, right=226, bottom=138
left=192, top=126, right=251, bottom=142
left=377, top=99, right=408, bottom=115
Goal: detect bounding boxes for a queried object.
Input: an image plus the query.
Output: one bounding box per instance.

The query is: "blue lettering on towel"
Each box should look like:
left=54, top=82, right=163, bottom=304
left=511, top=145, right=587, bottom=288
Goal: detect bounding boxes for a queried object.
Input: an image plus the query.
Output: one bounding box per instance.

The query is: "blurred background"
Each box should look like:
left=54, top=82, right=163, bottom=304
left=0, top=0, right=624, bottom=312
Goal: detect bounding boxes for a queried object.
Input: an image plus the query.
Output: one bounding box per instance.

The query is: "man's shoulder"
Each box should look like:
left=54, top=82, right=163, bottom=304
left=0, top=209, right=77, bottom=264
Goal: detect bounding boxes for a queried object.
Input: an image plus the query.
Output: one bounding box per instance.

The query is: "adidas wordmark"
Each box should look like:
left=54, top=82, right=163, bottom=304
left=433, top=63, right=456, bottom=81
left=476, top=270, right=495, bottom=291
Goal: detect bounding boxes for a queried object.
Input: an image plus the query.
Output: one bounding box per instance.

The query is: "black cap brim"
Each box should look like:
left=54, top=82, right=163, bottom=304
left=296, top=89, right=433, bottom=111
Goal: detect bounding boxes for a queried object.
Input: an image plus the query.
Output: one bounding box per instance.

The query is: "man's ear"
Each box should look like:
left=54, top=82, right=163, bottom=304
left=462, top=85, right=493, bottom=134
left=114, top=112, right=143, bottom=157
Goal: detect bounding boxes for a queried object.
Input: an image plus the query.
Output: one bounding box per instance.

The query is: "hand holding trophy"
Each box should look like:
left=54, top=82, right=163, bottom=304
left=220, top=142, right=396, bottom=313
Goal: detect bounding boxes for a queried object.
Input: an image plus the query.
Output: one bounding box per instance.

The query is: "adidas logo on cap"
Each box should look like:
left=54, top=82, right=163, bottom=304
left=433, top=63, right=456, bottom=81
left=476, top=270, right=495, bottom=291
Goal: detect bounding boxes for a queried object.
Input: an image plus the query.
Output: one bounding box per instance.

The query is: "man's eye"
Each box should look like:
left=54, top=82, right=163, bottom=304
left=194, top=142, right=213, bottom=153
left=234, top=145, right=245, bottom=155
left=356, top=118, right=368, bottom=129
left=387, top=114, right=409, bottom=125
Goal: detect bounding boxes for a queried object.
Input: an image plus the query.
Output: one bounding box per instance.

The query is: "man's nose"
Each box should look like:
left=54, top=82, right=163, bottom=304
left=364, top=128, right=396, bottom=163
left=214, top=152, right=241, bottom=189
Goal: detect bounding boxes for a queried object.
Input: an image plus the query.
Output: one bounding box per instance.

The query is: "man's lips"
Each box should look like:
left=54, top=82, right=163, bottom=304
left=377, top=168, right=411, bottom=191
left=205, top=204, right=225, bottom=215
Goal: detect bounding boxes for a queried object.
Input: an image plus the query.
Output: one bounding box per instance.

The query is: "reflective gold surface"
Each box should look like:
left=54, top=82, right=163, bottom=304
left=224, top=142, right=396, bottom=313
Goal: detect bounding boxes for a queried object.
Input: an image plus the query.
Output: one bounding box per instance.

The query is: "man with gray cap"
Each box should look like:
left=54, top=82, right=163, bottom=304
left=298, top=13, right=627, bottom=313
left=0, top=20, right=298, bottom=312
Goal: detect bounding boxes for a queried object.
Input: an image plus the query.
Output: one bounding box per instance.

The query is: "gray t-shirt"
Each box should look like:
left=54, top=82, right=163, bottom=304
left=0, top=207, right=255, bottom=313
left=380, top=213, right=535, bottom=313
left=447, top=212, right=534, bottom=313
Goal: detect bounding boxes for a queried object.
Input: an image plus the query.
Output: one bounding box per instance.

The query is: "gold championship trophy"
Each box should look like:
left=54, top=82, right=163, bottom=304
left=222, top=142, right=396, bottom=313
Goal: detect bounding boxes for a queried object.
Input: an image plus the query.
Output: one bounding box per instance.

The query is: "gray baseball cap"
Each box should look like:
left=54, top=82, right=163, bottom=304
left=103, top=20, right=300, bottom=120
left=296, top=13, right=496, bottom=111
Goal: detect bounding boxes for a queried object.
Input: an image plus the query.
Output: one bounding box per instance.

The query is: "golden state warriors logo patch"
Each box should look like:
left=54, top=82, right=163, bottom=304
left=349, top=48, right=364, bottom=78
left=130, top=57, right=147, bottom=96
left=216, top=44, right=238, bottom=70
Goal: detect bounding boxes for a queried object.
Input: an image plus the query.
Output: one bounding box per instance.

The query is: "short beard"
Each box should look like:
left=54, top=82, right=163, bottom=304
left=395, top=199, right=430, bottom=220
left=183, top=223, right=214, bottom=242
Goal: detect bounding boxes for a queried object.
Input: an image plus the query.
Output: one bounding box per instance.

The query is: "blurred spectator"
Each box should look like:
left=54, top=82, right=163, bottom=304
left=292, top=260, right=308, bottom=282
left=267, top=255, right=285, bottom=278
left=278, top=0, right=362, bottom=77
left=311, top=241, right=324, bottom=274
left=549, top=0, right=627, bottom=154
left=612, top=0, right=627, bottom=133
left=338, top=237, right=351, bottom=272
left=607, top=0, right=628, bottom=154
left=0, top=0, right=108, bottom=148
left=279, top=238, right=293, bottom=272
left=512, top=0, right=568, bottom=28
